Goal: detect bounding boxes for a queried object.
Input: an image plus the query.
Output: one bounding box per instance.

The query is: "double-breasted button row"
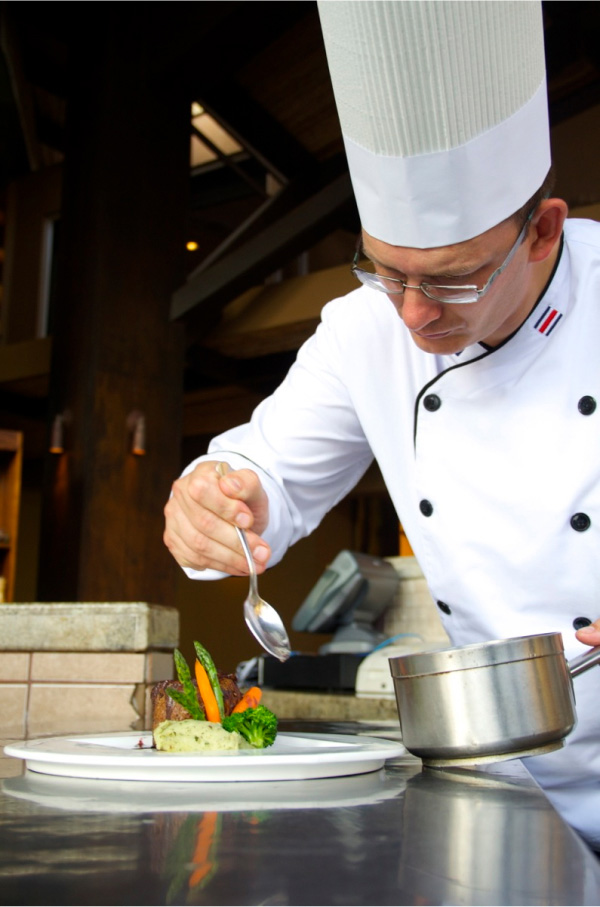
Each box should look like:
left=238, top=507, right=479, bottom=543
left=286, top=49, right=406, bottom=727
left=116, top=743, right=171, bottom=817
left=418, top=394, right=595, bottom=539
left=425, top=393, right=596, bottom=415
left=573, top=396, right=594, bottom=534
left=421, top=504, right=591, bottom=532
left=419, top=502, right=592, bottom=530
left=433, top=610, right=592, bottom=627
left=420, top=396, right=440, bottom=520
left=424, top=392, right=596, bottom=414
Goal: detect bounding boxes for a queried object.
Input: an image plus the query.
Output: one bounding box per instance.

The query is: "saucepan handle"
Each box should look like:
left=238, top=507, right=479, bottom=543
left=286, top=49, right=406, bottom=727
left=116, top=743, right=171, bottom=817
left=568, top=645, right=600, bottom=678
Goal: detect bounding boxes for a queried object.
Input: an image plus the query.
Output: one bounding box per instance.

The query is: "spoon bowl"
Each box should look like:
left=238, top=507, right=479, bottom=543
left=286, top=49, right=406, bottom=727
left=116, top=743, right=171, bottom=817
left=235, top=525, right=291, bottom=662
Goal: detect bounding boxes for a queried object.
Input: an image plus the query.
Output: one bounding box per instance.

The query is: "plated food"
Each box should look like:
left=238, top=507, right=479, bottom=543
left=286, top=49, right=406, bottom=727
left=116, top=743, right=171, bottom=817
left=151, top=641, right=278, bottom=753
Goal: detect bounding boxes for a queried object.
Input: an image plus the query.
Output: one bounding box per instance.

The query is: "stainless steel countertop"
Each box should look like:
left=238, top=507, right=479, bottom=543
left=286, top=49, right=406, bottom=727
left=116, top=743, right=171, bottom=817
left=1, top=720, right=599, bottom=906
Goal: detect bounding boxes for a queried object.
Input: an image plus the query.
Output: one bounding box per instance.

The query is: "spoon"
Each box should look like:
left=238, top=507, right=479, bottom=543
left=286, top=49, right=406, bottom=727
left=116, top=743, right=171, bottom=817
left=215, top=463, right=291, bottom=662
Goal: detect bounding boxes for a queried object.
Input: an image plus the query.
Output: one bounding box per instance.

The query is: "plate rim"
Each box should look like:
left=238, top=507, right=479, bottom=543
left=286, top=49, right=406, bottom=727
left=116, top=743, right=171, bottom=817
left=3, top=730, right=406, bottom=783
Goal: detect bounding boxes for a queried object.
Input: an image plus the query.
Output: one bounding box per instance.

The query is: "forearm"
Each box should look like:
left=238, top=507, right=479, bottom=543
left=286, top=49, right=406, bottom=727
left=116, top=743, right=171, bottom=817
left=172, top=300, right=375, bottom=579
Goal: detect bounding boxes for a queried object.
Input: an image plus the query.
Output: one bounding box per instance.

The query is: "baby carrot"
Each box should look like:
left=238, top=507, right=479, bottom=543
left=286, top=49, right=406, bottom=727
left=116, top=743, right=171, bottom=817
left=195, top=659, right=222, bottom=723
left=232, top=686, right=263, bottom=713
left=194, top=641, right=225, bottom=720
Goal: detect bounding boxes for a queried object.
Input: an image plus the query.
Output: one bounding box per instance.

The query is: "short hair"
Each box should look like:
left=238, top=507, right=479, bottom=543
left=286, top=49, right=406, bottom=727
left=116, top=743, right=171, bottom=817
left=511, top=165, right=557, bottom=228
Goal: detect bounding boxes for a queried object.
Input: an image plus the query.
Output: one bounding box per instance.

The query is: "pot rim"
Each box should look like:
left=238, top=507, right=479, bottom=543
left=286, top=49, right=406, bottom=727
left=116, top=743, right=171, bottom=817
left=388, top=632, right=565, bottom=678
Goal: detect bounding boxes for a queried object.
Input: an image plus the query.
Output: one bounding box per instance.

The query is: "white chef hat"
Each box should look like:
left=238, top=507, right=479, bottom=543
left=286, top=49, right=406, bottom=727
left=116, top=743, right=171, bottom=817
left=317, top=0, right=551, bottom=248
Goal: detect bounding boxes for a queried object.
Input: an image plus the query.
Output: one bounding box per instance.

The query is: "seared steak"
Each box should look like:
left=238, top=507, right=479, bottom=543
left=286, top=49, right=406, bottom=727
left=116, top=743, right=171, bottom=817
left=151, top=672, right=243, bottom=729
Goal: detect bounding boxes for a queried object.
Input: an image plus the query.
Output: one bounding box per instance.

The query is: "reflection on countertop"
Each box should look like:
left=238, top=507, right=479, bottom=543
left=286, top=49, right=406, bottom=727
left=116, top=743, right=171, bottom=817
left=0, top=720, right=599, bottom=906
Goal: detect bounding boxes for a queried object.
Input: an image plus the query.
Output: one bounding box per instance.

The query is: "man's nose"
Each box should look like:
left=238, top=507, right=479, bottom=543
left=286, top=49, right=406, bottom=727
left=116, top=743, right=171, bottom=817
left=392, top=286, right=443, bottom=331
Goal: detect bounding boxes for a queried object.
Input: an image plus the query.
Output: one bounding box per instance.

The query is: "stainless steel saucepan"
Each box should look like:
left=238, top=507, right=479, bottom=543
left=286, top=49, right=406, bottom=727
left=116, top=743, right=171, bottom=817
left=389, top=632, right=600, bottom=767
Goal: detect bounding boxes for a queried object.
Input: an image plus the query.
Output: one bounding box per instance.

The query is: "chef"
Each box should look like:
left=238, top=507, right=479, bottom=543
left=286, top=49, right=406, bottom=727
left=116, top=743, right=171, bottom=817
left=164, top=1, right=600, bottom=842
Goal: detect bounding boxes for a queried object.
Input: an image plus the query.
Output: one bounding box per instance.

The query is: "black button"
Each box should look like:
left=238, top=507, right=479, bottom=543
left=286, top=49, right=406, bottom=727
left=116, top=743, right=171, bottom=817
left=578, top=396, right=597, bottom=415
left=419, top=499, right=434, bottom=517
left=570, top=512, right=591, bottom=532
left=573, top=616, right=592, bottom=630
left=423, top=394, right=441, bottom=412
left=437, top=600, right=452, bottom=615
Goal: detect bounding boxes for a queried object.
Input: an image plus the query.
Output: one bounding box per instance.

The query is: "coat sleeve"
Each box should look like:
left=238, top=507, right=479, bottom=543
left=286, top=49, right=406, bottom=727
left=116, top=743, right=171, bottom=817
left=183, top=297, right=375, bottom=580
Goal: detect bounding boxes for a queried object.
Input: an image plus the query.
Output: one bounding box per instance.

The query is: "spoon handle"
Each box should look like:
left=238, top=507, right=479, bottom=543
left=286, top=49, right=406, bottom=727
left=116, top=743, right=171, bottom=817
left=235, top=526, right=259, bottom=598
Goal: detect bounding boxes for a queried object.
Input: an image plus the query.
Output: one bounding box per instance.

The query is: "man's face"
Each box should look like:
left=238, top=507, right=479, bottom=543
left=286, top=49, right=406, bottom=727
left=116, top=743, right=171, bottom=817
left=361, top=217, right=536, bottom=354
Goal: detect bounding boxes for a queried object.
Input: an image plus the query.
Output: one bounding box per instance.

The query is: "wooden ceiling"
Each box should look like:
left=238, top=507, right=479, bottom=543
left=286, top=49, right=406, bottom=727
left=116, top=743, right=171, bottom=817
left=4, top=1, right=600, bottom=294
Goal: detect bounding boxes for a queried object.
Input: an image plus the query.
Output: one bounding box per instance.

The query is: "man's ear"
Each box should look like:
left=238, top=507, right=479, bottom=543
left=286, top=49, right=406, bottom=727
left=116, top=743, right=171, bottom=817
left=528, top=198, right=569, bottom=263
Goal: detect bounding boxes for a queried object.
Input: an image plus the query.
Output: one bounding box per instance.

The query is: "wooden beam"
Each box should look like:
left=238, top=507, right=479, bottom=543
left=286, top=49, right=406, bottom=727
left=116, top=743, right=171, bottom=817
left=197, top=81, right=316, bottom=185
left=0, top=7, right=43, bottom=171
left=200, top=261, right=359, bottom=359
left=184, top=385, right=265, bottom=439
left=170, top=171, right=355, bottom=328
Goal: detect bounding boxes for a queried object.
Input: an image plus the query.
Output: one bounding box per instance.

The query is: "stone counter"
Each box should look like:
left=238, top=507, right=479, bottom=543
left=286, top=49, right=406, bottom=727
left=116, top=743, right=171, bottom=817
left=261, top=688, right=400, bottom=722
left=0, top=602, right=178, bottom=651
left=0, top=603, right=179, bottom=773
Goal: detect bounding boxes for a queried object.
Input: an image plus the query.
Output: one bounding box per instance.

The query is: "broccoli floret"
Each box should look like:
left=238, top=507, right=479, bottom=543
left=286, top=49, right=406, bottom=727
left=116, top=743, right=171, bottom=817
left=222, top=705, right=278, bottom=748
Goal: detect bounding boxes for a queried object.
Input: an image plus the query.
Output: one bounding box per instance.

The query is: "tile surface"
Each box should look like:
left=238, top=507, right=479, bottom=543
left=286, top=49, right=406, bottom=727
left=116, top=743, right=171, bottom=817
left=28, top=683, right=141, bottom=736
left=1, top=686, right=27, bottom=738
left=0, top=653, right=29, bottom=682
left=31, top=652, right=146, bottom=683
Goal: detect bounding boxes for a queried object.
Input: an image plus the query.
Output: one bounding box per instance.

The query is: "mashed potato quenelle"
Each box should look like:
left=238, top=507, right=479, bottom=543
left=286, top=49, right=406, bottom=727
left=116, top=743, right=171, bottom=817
left=154, top=719, right=251, bottom=753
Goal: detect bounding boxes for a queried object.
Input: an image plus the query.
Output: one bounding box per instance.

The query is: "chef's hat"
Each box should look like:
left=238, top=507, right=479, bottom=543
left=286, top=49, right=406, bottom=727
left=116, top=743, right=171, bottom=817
left=317, top=0, right=551, bottom=248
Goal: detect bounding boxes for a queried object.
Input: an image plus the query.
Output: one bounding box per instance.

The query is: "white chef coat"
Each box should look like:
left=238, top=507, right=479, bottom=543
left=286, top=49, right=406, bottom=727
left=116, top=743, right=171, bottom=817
left=185, top=218, right=600, bottom=816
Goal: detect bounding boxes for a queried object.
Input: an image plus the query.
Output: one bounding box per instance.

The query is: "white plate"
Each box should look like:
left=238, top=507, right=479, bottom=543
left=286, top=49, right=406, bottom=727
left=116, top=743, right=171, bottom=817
left=4, top=731, right=406, bottom=783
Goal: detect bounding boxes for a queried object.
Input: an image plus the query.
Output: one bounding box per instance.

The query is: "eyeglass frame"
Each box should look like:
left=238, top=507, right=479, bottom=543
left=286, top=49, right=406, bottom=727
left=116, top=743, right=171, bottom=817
left=351, top=207, right=536, bottom=305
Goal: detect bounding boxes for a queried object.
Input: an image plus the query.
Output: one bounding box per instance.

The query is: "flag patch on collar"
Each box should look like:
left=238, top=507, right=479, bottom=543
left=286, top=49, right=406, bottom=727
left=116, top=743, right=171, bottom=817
left=534, top=306, right=563, bottom=336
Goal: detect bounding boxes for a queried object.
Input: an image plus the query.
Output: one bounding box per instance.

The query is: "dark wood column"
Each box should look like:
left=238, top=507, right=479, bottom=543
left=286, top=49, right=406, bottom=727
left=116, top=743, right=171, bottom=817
left=38, top=10, right=189, bottom=603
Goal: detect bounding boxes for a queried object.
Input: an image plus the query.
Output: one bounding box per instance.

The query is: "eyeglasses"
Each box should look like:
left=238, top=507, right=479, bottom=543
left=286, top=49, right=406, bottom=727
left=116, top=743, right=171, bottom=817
left=351, top=210, right=534, bottom=305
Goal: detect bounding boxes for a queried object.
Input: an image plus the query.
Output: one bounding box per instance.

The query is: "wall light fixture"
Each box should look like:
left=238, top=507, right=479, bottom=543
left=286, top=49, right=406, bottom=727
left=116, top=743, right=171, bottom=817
left=49, top=411, right=71, bottom=454
left=127, top=410, right=146, bottom=456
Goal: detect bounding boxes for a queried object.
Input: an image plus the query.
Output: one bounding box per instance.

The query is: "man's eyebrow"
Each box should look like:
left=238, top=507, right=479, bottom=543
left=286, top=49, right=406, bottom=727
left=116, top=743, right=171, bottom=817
left=362, top=245, right=484, bottom=282
left=427, top=266, right=480, bottom=280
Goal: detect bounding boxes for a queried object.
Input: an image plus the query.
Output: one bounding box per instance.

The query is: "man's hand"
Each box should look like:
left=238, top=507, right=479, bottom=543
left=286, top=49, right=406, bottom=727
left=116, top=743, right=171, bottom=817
left=575, top=619, right=600, bottom=648
left=163, top=460, right=271, bottom=575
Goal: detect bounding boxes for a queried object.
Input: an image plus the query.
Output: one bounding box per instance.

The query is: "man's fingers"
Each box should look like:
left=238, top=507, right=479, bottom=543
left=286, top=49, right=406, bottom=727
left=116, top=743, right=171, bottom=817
left=164, top=496, right=270, bottom=574
left=163, top=460, right=271, bottom=574
left=215, top=467, right=270, bottom=533
left=575, top=619, right=600, bottom=647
